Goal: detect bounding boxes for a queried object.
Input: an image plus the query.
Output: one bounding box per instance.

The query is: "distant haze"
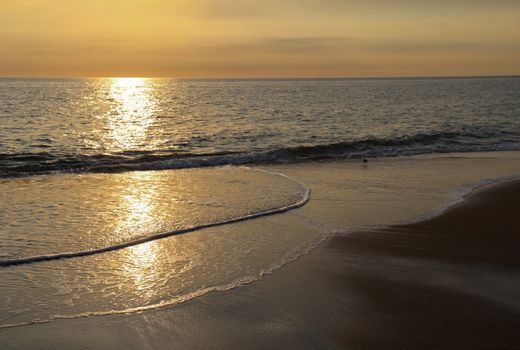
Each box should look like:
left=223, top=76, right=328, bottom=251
left=1, top=0, right=519, bottom=77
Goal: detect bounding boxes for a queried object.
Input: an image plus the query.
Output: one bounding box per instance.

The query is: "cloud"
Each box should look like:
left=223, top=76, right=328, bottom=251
left=180, top=0, right=520, bottom=20
left=1, top=0, right=519, bottom=76
left=188, top=36, right=520, bottom=56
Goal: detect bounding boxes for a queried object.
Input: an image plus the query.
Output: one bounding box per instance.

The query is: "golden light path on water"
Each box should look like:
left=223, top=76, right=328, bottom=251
left=118, top=172, right=161, bottom=299
left=106, top=78, right=157, bottom=151
left=105, top=78, right=163, bottom=295
left=0, top=78, right=311, bottom=310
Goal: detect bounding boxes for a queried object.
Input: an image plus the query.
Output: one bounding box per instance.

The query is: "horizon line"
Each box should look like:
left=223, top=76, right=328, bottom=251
left=1, top=73, right=519, bottom=80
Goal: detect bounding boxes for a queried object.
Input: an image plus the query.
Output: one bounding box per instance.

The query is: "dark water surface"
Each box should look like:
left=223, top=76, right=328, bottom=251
left=1, top=76, right=519, bottom=177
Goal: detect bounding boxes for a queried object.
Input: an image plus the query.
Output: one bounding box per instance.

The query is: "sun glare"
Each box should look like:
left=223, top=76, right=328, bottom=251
left=104, top=78, right=157, bottom=152
left=117, top=171, right=163, bottom=298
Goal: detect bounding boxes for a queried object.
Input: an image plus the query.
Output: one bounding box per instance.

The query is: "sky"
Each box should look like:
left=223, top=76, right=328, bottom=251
left=1, top=0, right=519, bottom=77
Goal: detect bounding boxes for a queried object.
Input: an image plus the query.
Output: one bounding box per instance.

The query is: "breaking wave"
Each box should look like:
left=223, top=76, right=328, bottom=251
left=2, top=132, right=519, bottom=178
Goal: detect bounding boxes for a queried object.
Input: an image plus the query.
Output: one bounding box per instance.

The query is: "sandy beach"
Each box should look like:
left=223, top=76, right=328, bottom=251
left=1, top=153, right=520, bottom=349
left=2, top=1, right=520, bottom=346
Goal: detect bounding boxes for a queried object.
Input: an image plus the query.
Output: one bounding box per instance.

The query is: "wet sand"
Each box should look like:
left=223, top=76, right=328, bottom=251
left=320, top=179, right=520, bottom=349
left=1, top=166, right=520, bottom=349
left=156, top=178, right=520, bottom=350
left=194, top=178, right=520, bottom=349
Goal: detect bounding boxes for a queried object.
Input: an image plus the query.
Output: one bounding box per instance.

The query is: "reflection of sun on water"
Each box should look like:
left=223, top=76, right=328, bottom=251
left=106, top=78, right=156, bottom=151
left=125, top=242, right=160, bottom=299
left=117, top=171, right=163, bottom=299
left=102, top=79, right=173, bottom=300
left=121, top=185, right=155, bottom=229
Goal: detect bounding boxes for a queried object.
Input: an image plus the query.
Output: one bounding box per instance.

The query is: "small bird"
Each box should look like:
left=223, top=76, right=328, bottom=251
left=362, top=158, right=368, bottom=168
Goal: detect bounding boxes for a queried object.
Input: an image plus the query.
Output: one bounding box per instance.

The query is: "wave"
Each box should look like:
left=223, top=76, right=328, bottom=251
left=3, top=173, right=519, bottom=330
left=0, top=168, right=311, bottom=267
left=0, top=223, right=332, bottom=331
left=1, top=132, right=520, bottom=177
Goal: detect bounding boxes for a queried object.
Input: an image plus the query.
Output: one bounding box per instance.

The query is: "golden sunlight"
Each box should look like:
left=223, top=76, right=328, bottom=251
left=117, top=171, right=162, bottom=297
left=125, top=241, right=161, bottom=298
left=105, top=78, right=157, bottom=152
left=1, top=1, right=519, bottom=77
left=115, top=171, right=160, bottom=241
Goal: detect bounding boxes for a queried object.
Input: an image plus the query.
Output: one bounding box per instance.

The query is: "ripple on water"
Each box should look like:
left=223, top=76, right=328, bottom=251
left=0, top=166, right=322, bottom=330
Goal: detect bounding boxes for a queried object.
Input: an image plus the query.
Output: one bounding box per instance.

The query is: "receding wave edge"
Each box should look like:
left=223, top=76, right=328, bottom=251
left=0, top=167, right=311, bottom=267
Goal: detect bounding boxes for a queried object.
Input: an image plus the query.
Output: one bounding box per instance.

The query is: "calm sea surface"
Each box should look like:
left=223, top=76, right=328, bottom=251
left=1, top=77, right=519, bottom=177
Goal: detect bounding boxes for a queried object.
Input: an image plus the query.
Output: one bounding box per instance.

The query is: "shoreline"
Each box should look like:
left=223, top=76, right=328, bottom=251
left=0, top=167, right=310, bottom=267
left=0, top=171, right=517, bottom=331
left=3, top=149, right=520, bottom=181
left=1, top=154, right=520, bottom=349
left=152, top=176, right=520, bottom=349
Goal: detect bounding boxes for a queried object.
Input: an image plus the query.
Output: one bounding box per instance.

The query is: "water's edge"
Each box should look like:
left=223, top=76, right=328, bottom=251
left=0, top=167, right=310, bottom=267
left=1, top=163, right=518, bottom=330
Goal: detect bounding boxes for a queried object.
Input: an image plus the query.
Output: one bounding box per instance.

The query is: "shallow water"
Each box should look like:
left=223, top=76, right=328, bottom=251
left=0, top=166, right=306, bottom=260
left=0, top=152, right=519, bottom=330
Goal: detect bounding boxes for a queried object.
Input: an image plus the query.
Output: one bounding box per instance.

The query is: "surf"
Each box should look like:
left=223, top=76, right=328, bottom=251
left=0, top=167, right=310, bottom=267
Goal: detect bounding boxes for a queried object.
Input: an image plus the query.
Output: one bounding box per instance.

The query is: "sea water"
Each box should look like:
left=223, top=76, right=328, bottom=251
left=1, top=77, right=519, bottom=177
left=0, top=77, right=519, bottom=330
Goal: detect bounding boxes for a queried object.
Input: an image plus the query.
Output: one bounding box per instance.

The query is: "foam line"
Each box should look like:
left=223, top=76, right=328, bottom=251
left=1, top=171, right=518, bottom=329
left=0, top=167, right=310, bottom=268
left=3, top=139, right=520, bottom=179
left=0, top=227, right=334, bottom=331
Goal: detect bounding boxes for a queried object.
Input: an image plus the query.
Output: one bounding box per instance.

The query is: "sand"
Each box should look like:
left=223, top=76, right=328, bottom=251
left=178, top=178, right=520, bottom=349
left=1, top=156, right=520, bottom=349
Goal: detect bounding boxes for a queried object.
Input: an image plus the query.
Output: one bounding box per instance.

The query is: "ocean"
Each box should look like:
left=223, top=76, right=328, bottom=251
left=1, top=77, right=519, bottom=177
left=1, top=76, right=520, bottom=330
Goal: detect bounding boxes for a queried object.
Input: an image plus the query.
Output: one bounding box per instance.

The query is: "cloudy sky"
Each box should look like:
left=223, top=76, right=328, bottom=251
left=1, top=0, right=519, bottom=77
